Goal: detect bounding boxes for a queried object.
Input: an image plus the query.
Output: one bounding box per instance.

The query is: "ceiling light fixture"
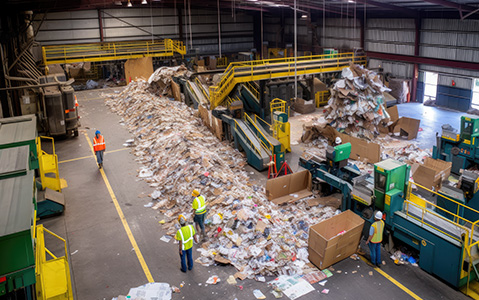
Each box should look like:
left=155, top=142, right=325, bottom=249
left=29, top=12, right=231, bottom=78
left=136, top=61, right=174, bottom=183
left=301, top=14, right=308, bottom=19
left=142, top=0, right=147, bottom=4
left=127, top=0, right=132, bottom=6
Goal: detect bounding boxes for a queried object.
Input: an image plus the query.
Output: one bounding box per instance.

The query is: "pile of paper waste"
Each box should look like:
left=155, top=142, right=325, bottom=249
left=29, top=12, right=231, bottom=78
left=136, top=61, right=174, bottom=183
left=325, top=64, right=391, bottom=135
left=104, top=79, right=341, bottom=278
left=147, top=65, right=191, bottom=96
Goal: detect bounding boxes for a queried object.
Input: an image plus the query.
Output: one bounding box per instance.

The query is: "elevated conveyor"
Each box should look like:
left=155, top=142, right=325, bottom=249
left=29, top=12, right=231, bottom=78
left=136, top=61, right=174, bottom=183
left=209, top=53, right=366, bottom=109
left=42, top=39, right=186, bottom=65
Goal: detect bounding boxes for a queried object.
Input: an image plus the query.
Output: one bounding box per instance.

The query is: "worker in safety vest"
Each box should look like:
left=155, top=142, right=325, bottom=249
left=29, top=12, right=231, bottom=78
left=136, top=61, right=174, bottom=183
left=366, top=211, right=385, bottom=268
left=191, top=189, right=207, bottom=241
left=93, top=130, right=106, bottom=169
left=175, top=214, right=198, bottom=273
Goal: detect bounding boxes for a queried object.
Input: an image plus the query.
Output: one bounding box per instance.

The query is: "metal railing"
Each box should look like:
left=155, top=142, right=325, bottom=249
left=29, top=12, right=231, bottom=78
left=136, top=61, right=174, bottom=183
left=36, top=136, right=61, bottom=192
left=244, top=112, right=274, bottom=155
left=42, top=39, right=186, bottom=65
left=208, top=53, right=366, bottom=109
left=194, top=77, right=210, bottom=99
left=406, top=181, right=479, bottom=296
left=244, top=81, right=260, bottom=100
left=234, top=120, right=262, bottom=156
left=35, top=225, right=73, bottom=300
left=315, top=90, right=330, bottom=107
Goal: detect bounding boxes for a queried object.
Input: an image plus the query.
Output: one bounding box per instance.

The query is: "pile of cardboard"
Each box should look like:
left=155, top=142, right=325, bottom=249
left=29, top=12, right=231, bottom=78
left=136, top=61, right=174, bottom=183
left=104, top=80, right=343, bottom=278
left=325, top=64, right=391, bottom=135
left=147, top=65, right=192, bottom=97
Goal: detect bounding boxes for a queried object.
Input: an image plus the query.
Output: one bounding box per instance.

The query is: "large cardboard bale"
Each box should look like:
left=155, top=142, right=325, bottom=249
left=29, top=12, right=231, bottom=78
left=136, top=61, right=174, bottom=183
left=125, top=57, right=154, bottom=82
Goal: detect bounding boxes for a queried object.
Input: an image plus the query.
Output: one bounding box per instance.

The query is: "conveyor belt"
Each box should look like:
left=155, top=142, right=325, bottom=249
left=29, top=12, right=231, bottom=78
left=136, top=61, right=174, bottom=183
left=405, top=203, right=479, bottom=243
left=236, top=119, right=271, bottom=161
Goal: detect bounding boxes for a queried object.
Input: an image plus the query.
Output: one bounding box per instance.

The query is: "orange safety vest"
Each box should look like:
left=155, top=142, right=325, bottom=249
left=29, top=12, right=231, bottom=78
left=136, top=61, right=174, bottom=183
left=93, top=135, right=106, bottom=152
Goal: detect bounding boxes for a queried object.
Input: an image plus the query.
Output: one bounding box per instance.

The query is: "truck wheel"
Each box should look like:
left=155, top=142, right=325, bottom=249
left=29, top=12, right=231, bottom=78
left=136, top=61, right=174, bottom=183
left=74, top=129, right=79, bottom=137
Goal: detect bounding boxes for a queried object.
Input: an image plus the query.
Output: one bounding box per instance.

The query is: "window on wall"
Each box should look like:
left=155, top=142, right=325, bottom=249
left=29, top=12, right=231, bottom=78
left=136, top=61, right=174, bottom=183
left=424, top=72, right=438, bottom=102
left=472, top=79, right=479, bottom=109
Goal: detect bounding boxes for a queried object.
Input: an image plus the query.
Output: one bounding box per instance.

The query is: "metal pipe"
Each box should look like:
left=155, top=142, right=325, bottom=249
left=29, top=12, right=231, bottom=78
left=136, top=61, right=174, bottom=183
left=294, top=0, right=297, bottom=100
left=98, top=9, right=104, bottom=42
left=217, top=0, right=222, bottom=58
left=0, top=79, right=74, bottom=91
left=0, top=45, right=14, bottom=116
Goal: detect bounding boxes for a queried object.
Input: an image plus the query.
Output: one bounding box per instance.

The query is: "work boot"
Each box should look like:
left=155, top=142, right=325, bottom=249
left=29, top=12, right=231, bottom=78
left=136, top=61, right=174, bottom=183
left=202, top=231, right=207, bottom=242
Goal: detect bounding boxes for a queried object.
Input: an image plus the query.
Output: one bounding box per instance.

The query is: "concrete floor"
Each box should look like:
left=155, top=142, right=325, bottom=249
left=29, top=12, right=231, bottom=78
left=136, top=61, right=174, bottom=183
left=40, top=91, right=470, bottom=300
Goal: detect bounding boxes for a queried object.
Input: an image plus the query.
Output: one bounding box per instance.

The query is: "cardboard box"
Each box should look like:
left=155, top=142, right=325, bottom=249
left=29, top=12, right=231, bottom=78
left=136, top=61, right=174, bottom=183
left=412, top=157, right=452, bottom=190
left=266, top=170, right=312, bottom=205
left=387, top=106, right=421, bottom=140
left=293, top=98, right=315, bottom=114
left=308, top=210, right=365, bottom=270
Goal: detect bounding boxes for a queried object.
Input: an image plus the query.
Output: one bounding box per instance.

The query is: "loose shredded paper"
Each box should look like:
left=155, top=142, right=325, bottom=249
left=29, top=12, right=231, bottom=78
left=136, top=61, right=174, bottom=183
left=104, top=79, right=341, bottom=279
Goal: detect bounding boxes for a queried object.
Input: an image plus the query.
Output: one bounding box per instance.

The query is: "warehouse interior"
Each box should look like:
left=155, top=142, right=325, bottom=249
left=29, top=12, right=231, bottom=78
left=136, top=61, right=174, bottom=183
left=3, top=0, right=479, bottom=299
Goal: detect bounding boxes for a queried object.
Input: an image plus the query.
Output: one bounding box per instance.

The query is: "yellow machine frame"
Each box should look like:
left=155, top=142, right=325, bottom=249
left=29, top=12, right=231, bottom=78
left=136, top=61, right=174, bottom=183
left=42, top=39, right=186, bottom=65
left=315, top=90, right=330, bottom=107
left=35, top=224, right=73, bottom=300
left=270, top=98, right=291, bottom=152
left=37, top=136, right=61, bottom=192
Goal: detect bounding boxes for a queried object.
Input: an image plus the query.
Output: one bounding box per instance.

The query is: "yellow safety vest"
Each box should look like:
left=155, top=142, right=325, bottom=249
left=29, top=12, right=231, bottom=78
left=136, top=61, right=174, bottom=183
left=176, top=225, right=195, bottom=250
left=193, top=195, right=207, bottom=215
left=371, top=220, right=384, bottom=244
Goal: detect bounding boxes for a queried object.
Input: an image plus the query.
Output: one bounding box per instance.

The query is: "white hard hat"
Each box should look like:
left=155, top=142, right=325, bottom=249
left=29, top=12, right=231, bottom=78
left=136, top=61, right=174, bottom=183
left=335, top=137, right=342, bottom=144
left=375, top=211, right=383, bottom=220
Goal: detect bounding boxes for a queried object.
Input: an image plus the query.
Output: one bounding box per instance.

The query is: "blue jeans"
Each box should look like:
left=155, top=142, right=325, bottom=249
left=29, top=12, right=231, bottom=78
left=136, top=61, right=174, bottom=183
left=95, top=150, right=104, bottom=165
left=180, top=248, right=193, bottom=272
left=194, top=213, right=205, bottom=232
left=369, top=242, right=381, bottom=266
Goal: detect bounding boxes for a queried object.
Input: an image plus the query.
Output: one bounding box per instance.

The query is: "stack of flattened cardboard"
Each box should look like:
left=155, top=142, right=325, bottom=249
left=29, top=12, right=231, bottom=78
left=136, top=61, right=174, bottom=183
left=325, top=64, right=391, bottom=135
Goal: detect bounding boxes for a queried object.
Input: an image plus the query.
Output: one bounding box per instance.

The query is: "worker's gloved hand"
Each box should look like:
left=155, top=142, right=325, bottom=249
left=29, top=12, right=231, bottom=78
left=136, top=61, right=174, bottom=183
left=179, top=249, right=183, bottom=256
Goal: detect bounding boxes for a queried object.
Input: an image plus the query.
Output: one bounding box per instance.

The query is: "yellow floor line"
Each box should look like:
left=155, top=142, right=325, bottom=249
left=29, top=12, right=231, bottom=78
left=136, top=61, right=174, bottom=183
left=359, top=255, right=422, bottom=300
left=84, top=133, right=154, bottom=283
left=59, top=148, right=129, bottom=164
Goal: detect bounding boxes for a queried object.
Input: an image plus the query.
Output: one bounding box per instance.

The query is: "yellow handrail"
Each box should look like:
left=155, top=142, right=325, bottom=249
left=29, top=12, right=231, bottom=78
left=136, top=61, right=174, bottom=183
left=244, top=81, right=260, bottom=100
left=209, top=53, right=366, bottom=109
left=402, top=200, right=470, bottom=243
left=42, top=39, right=186, bottom=65
left=194, top=77, right=209, bottom=100
left=409, top=181, right=479, bottom=222
left=244, top=112, right=273, bottom=154
left=234, top=120, right=262, bottom=156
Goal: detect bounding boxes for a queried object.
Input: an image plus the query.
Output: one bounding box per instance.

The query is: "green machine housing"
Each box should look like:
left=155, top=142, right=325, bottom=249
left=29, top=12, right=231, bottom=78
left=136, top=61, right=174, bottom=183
left=374, top=159, right=410, bottom=223
left=0, top=171, right=36, bottom=296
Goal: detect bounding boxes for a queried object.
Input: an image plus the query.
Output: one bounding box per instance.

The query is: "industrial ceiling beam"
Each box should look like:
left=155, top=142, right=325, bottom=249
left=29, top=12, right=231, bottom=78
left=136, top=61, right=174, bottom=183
left=367, top=51, right=479, bottom=72
left=353, top=0, right=418, bottom=17
left=420, top=0, right=478, bottom=12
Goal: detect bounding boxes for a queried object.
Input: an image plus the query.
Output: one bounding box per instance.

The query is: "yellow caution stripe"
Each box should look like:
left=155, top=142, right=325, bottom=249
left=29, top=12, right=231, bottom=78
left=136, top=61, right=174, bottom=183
left=359, top=255, right=422, bottom=300
left=59, top=148, right=129, bottom=164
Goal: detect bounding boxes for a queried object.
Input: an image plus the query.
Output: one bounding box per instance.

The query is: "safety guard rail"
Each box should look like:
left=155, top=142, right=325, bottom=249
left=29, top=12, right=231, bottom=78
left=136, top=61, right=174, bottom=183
left=244, top=112, right=274, bottom=155
left=35, top=225, right=73, bottom=300
left=42, top=39, right=186, bottom=65
left=209, top=53, right=366, bottom=109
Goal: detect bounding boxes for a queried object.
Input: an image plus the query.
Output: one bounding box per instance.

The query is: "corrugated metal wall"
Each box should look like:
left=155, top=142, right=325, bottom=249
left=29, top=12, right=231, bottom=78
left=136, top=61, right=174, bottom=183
left=33, top=8, right=253, bottom=54
left=421, top=19, right=479, bottom=62
left=365, top=18, right=415, bottom=55
left=321, top=18, right=360, bottom=50
left=369, top=59, right=414, bottom=79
